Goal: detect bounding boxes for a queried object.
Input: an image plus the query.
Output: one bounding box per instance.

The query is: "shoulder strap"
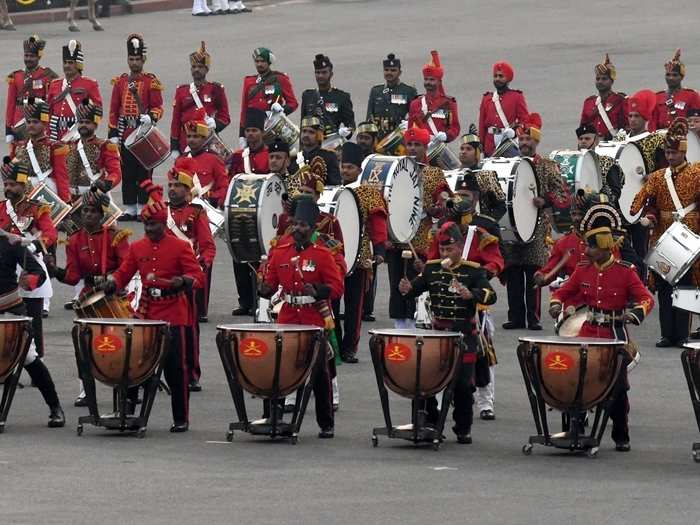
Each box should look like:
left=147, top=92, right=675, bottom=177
left=664, top=167, right=696, bottom=218
left=594, top=96, right=616, bottom=135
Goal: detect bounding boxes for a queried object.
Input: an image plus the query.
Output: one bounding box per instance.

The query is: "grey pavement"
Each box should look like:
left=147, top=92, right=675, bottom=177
left=1, top=1, right=700, bottom=524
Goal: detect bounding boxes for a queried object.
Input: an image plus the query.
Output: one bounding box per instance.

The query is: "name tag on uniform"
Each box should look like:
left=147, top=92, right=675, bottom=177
left=432, top=109, right=446, bottom=119
left=302, top=259, right=316, bottom=272
left=675, top=101, right=686, bottom=110
left=204, top=95, right=212, bottom=103
left=264, top=85, right=275, bottom=95
left=324, top=102, right=338, bottom=113
left=33, top=80, right=43, bottom=89
left=391, top=94, right=406, bottom=104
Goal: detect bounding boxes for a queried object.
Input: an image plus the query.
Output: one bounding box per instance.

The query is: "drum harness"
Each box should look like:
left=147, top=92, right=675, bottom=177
left=25, top=140, right=52, bottom=182
left=664, top=167, right=696, bottom=221
left=594, top=96, right=617, bottom=137
left=420, top=96, right=450, bottom=138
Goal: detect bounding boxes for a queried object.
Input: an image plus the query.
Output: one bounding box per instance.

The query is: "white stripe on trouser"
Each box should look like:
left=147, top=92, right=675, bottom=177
left=286, top=390, right=296, bottom=406
left=23, top=341, right=38, bottom=366
left=394, top=319, right=416, bottom=329
left=332, top=376, right=339, bottom=405
left=475, top=366, right=495, bottom=412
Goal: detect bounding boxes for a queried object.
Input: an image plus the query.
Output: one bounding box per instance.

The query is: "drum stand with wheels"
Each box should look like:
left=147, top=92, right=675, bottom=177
left=517, top=341, right=624, bottom=458
left=72, top=324, right=168, bottom=438
left=216, top=330, right=323, bottom=444
left=0, top=323, right=32, bottom=434
left=368, top=334, right=463, bottom=451
left=680, top=345, right=700, bottom=462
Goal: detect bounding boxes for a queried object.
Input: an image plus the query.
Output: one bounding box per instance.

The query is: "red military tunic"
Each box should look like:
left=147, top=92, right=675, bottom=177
left=166, top=202, right=216, bottom=267
left=12, top=137, right=71, bottom=202
left=536, top=229, right=587, bottom=280
left=111, top=234, right=204, bottom=326
left=649, top=88, right=700, bottom=131
left=426, top=224, right=504, bottom=277
left=580, top=92, right=628, bottom=139
left=0, top=197, right=57, bottom=249
left=46, top=75, right=102, bottom=141
left=408, top=93, right=460, bottom=143
left=276, top=210, right=344, bottom=246
left=262, top=240, right=344, bottom=327
left=5, top=66, right=58, bottom=135
left=229, top=145, right=270, bottom=176
left=170, top=81, right=231, bottom=153
left=551, top=257, right=653, bottom=339
left=66, top=137, right=122, bottom=194
left=478, top=89, right=529, bottom=156
left=61, top=227, right=130, bottom=288
left=188, top=149, right=230, bottom=207
left=108, top=72, right=164, bottom=142
left=239, top=70, right=298, bottom=135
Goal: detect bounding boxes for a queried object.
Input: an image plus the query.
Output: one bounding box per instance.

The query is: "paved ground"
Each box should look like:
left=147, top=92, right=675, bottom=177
left=1, top=1, right=700, bottom=524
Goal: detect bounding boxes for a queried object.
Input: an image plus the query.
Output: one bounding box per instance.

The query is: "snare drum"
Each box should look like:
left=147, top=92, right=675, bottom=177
left=646, top=221, right=700, bottom=285
left=263, top=112, right=300, bottom=146
left=427, top=140, right=460, bottom=170
left=595, top=141, right=645, bottom=223
left=480, top=157, right=540, bottom=243
left=673, top=286, right=700, bottom=314
left=352, top=154, right=422, bottom=244
left=549, top=150, right=602, bottom=193
left=224, top=173, right=286, bottom=263
left=321, top=133, right=347, bottom=153
left=123, top=124, right=171, bottom=170
left=191, top=196, right=225, bottom=237
left=205, top=132, right=234, bottom=164
left=74, top=290, right=133, bottom=319
left=27, top=182, right=72, bottom=226
left=376, top=127, right=404, bottom=155
left=317, top=186, right=363, bottom=274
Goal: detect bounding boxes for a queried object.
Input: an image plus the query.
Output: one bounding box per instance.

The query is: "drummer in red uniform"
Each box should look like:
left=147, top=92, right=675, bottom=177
left=258, top=197, right=344, bottom=438
left=649, top=49, right=700, bottom=131
left=549, top=202, right=654, bottom=451
left=106, top=183, right=205, bottom=433
left=5, top=35, right=57, bottom=146
left=579, top=54, right=627, bottom=140
left=170, top=42, right=231, bottom=155
left=166, top=158, right=216, bottom=390
left=238, top=47, right=298, bottom=149
left=47, top=40, right=102, bottom=142
left=184, top=109, right=229, bottom=207
left=408, top=50, right=460, bottom=144
left=478, top=61, right=529, bottom=156
left=108, top=34, right=165, bottom=221
left=229, top=108, right=270, bottom=175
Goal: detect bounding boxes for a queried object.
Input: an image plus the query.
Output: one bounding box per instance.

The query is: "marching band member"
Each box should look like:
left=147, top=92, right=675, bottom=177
left=166, top=158, right=216, bottom=389
left=478, top=61, right=528, bottom=156
left=184, top=109, right=229, bottom=207
left=11, top=97, right=70, bottom=202
left=0, top=229, right=64, bottom=428
left=47, top=40, right=102, bottom=142
left=575, top=122, right=600, bottom=151
left=258, top=197, right=344, bottom=438
left=408, top=50, right=460, bottom=144
left=239, top=47, right=297, bottom=146
left=229, top=108, right=270, bottom=175
left=366, top=53, right=416, bottom=147
left=338, top=142, right=388, bottom=363
left=293, top=116, right=341, bottom=185
left=5, top=35, right=57, bottom=146
left=549, top=203, right=654, bottom=451
left=0, top=159, right=57, bottom=358
left=105, top=183, right=204, bottom=432
left=649, top=50, right=699, bottom=131
left=65, top=99, right=122, bottom=198
left=579, top=54, right=627, bottom=140
left=170, top=42, right=231, bottom=156
left=355, top=121, right=379, bottom=158
left=502, top=113, right=571, bottom=330
left=399, top=222, right=497, bottom=443
left=268, top=138, right=292, bottom=183
left=301, top=54, right=355, bottom=139
left=575, top=122, right=624, bottom=206
left=689, top=108, right=700, bottom=139
left=108, top=34, right=164, bottom=221
left=630, top=117, right=700, bottom=347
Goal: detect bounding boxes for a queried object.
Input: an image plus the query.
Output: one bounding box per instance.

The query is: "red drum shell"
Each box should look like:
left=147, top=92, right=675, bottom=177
left=124, top=125, right=171, bottom=170
left=0, top=317, right=31, bottom=382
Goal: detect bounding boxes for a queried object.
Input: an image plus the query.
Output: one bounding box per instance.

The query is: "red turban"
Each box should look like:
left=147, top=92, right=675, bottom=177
left=168, top=157, right=197, bottom=189
left=184, top=108, right=210, bottom=137
left=493, top=61, right=514, bottom=82
left=403, top=125, right=430, bottom=146
left=140, top=181, right=168, bottom=223
left=626, top=90, right=656, bottom=122
left=520, top=113, right=542, bottom=142
left=422, top=50, right=444, bottom=80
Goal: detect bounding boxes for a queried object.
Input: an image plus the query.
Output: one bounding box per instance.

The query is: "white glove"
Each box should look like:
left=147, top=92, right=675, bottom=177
left=205, top=116, right=216, bottom=129
left=109, top=137, right=120, bottom=145
left=398, top=120, right=408, bottom=131
left=170, top=150, right=180, bottom=160
left=139, top=114, right=152, bottom=126
left=238, top=136, right=247, bottom=149
left=503, top=127, right=515, bottom=140
left=5, top=134, right=14, bottom=144
left=338, top=125, right=352, bottom=138
left=270, top=102, right=284, bottom=113
left=434, top=131, right=447, bottom=142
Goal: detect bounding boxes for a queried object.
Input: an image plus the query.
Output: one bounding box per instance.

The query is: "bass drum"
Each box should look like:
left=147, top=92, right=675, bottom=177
left=351, top=154, right=423, bottom=244
left=595, top=141, right=645, bottom=223
left=480, top=157, right=540, bottom=243
left=317, top=186, right=363, bottom=275
left=549, top=150, right=601, bottom=193
left=224, top=173, right=286, bottom=263
left=687, top=131, right=700, bottom=164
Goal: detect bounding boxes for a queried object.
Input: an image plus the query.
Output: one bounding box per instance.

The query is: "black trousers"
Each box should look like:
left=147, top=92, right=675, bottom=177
left=386, top=248, right=416, bottom=320
left=341, top=269, right=368, bottom=357
left=23, top=297, right=44, bottom=357
left=503, top=265, right=541, bottom=326
left=164, top=326, right=190, bottom=424
left=120, top=145, right=151, bottom=206
left=627, top=222, right=649, bottom=281
left=656, top=271, right=691, bottom=343
left=233, top=261, right=255, bottom=312
left=195, top=265, right=213, bottom=318
left=425, top=362, right=475, bottom=434
left=609, top=368, right=630, bottom=444
left=185, top=324, right=200, bottom=383
left=362, top=262, right=378, bottom=316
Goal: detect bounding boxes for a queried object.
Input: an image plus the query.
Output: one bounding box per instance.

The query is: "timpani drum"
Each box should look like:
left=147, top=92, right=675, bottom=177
left=595, top=141, right=646, bottom=223
left=74, top=290, right=133, bottom=319
left=123, top=124, right=171, bottom=170
left=645, top=221, right=700, bottom=285
left=317, top=186, right=363, bottom=274
left=0, top=316, right=32, bottom=433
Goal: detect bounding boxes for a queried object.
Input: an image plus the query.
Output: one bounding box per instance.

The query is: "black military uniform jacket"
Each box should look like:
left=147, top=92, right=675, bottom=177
left=301, top=87, right=355, bottom=137
left=293, top=146, right=341, bottom=186
left=0, top=236, right=46, bottom=313
left=366, top=82, right=417, bottom=138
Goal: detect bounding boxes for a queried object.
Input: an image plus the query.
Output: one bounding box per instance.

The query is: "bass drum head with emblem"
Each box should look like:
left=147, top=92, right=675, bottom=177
left=317, top=186, right=362, bottom=275
left=355, top=154, right=422, bottom=244
left=687, top=132, right=700, bottom=164
left=224, top=174, right=285, bottom=263
left=595, top=141, right=645, bottom=223
left=549, top=150, right=601, bottom=193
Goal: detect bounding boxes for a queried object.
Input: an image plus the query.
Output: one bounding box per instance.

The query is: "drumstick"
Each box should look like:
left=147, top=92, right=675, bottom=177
left=406, top=240, right=420, bottom=261
left=534, top=249, right=574, bottom=288
left=401, top=249, right=413, bottom=279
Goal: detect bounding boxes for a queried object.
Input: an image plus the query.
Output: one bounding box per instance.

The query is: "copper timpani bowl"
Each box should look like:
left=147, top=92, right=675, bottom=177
left=0, top=316, right=32, bottom=382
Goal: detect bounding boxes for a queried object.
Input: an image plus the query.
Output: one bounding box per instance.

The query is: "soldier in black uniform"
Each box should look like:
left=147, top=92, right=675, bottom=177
left=293, top=116, right=341, bottom=185
left=366, top=53, right=417, bottom=144
left=399, top=222, right=497, bottom=443
left=300, top=54, right=355, bottom=139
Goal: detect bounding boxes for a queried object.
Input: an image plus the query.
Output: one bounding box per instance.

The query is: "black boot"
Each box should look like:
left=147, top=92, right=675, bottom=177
left=24, top=359, right=62, bottom=423
left=48, top=405, right=65, bottom=428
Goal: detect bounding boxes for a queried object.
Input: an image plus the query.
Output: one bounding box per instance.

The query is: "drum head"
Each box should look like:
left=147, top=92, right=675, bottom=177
left=597, top=142, right=645, bottom=223
left=318, top=187, right=362, bottom=274
left=257, top=175, right=286, bottom=255
left=556, top=307, right=588, bottom=337
left=577, top=150, right=602, bottom=192
left=511, top=159, right=539, bottom=243
left=687, top=132, right=700, bottom=164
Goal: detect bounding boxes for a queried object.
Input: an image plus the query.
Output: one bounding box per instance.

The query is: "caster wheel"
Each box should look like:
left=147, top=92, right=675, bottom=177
left=136, top=428, right=146, bottom=439
left=432, top=440, right=440, bottom=451
left=225, top=430, right=234, bottom=442
left=522, top=444, right=533, bottom=456
left=692, top=450, right=700, bottom=463
left=290, top=435, right=298, bottom=445
left=76, top=424, right=83, bottom=436
left=586, top=447, right=599, bottom=458
left=371, top=435, right=378, bottom=448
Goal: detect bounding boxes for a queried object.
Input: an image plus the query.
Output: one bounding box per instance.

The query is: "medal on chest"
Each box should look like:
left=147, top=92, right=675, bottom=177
left=302, top=259, right=316, bottom=272
left=324, top=102, right=338, bottom=113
